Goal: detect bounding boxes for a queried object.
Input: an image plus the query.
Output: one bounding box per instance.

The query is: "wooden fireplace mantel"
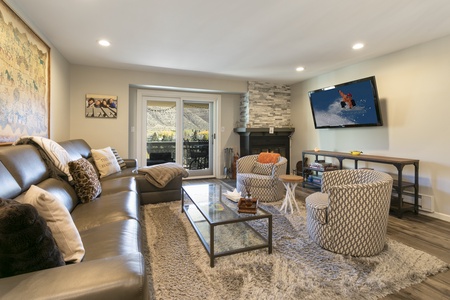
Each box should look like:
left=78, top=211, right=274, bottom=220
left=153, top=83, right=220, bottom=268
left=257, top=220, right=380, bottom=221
left=233, top=127, right=295, bottom=136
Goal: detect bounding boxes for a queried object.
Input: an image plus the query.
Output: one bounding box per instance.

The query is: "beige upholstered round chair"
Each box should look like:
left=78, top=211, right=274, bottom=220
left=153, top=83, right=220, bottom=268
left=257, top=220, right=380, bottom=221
left=306, top=169, right=393, bottom=256
left=236, top=154, right=287, bottom=202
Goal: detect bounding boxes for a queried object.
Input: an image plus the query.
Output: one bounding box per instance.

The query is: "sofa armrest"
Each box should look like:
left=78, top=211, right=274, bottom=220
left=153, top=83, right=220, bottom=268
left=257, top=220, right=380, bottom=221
left=272, top=157, right=287, bottom=176
left=236, top=155, right=258, bottom=173
left=0, top=253, right=149, bottom=300
left=124, top=158, right=137, bottom=168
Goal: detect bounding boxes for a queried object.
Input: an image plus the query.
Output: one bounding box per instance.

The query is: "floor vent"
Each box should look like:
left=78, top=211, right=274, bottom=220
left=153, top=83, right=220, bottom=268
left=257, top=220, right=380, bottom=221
left=400, top=191, right=434, bottom=213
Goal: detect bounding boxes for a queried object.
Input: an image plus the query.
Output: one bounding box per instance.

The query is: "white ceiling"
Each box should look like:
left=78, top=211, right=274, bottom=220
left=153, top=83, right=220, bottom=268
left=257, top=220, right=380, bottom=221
left=7, top=0, right=450, bottom=84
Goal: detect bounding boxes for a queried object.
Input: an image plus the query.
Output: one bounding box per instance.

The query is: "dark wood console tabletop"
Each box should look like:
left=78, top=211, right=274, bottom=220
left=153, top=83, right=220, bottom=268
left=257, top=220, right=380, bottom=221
left=302, top=150, right=419, bottom=218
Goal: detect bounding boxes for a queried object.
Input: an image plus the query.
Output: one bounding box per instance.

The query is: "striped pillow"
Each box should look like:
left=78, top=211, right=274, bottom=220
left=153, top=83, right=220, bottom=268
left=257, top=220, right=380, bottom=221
left=111, top=148, right=127, bottom=170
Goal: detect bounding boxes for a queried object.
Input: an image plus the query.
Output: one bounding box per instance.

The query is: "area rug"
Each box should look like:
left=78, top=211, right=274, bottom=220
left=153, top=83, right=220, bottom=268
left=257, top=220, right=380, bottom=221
left=219, top=178, right=236, bottom=188
left=142, top=200, right=449, bottom=300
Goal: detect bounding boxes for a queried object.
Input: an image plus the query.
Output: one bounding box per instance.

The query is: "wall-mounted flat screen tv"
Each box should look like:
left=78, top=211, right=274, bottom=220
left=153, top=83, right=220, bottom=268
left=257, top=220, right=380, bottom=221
left=308, top=76, right=383, bottom=129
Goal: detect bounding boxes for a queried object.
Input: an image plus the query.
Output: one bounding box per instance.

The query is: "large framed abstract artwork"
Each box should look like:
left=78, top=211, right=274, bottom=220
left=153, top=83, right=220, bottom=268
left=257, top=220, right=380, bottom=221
left=0, top=1, right=50, bottom=145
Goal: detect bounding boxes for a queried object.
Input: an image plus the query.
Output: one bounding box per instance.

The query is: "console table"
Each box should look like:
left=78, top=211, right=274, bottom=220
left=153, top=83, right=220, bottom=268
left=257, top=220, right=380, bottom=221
left=302, top=150, right=419, bottom=218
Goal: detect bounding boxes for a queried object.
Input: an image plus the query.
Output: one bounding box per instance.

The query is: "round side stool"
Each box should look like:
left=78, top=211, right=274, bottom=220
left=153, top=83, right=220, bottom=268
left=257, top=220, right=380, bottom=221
left=278, top=174, right=303, bottom=213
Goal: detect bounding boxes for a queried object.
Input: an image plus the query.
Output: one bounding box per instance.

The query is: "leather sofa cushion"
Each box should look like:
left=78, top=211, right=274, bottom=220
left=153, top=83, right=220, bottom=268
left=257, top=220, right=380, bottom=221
left=0, top=162, right=21, bottom=199
left=12, top=178, right=79, bottom=214
left=58, top=139, right=91, bottom=160
left=0, top=145, right=48, bottom=191
left=0, top=253, right=149, bottom=300
left=79, top=219, right=141, bottom=261
left=100, top=167, right=137, bottom=181
left=71, top=192, right=140, bottom=232
left=29, top=178, right=79, bottom=213
left=100, top=177, right=138, bottom=195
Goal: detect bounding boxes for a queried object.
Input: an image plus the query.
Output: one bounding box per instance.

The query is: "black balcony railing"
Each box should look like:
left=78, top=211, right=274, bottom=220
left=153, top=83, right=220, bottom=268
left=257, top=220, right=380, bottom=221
left=146, top=140, right=209, bottom=170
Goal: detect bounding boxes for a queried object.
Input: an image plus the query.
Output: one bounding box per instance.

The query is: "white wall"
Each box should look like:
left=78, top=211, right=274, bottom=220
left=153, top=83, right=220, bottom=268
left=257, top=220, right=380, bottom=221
left=5, top=1, right=71, bottom=142
left=291, top=34, right=450, bottom=220
left=50, top=49, right=71, bottom=141
left=69, top=65, right=244, bottom=175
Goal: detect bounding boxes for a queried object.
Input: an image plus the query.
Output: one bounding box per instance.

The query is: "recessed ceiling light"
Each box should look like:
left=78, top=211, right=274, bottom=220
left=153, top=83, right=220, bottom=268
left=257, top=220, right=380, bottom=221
left=296, top=66, right=305, bottom=72
left=352, top=43, right=364, bottom=50
left=98, top=39, right=111, bottom=47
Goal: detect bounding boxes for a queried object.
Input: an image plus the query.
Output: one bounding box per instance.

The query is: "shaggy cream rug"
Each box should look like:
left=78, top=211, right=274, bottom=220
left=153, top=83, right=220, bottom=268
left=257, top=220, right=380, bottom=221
left=142, top=200, right=448, bottom=300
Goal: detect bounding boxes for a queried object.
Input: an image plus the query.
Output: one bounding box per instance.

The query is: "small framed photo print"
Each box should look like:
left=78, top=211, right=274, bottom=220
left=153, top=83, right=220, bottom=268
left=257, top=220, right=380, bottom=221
left=85, top=94, right=118, bottom=118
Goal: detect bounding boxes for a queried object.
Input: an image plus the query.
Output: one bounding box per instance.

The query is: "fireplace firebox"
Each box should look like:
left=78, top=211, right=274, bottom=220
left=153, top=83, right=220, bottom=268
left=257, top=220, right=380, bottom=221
left=234, top=127, right=295, bottom=174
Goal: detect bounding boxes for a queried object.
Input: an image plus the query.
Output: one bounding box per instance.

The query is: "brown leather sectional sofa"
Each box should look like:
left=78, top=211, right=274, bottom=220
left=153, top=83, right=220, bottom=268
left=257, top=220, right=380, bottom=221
left=0, top=139, right=183, bottom=299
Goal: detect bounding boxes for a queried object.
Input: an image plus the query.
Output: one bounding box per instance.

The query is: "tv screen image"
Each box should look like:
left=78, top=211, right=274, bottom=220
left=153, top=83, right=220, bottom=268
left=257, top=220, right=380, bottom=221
left=308, top=76, right=382, bottom=129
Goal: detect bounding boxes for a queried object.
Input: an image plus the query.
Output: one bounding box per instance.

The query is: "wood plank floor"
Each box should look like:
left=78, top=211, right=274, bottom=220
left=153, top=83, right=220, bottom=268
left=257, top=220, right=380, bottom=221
left=185, top=179, right=450, bottom=300
left=296, top=185, right=450, bottom=300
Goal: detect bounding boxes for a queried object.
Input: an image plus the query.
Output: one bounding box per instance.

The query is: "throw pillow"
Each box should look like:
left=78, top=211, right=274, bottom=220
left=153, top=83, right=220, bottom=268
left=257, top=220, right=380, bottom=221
left=257, top=152, right=280, bottom=164
left=14, top=136, right=74, bottom=182
left=69, top=158, right=102, bottom=203
left=0, top=198, right=64, bottom=278
left=111, top=148, right=127, bottom=170
left=91, top=146, right=121, bottom=178
left=21, top=185, right=85, bottom=263
left=252, top=162, right=274, bottom=175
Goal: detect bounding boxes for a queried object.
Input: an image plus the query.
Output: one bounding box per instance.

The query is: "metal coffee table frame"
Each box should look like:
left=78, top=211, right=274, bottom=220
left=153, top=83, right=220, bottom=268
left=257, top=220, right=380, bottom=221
left=182, top=184, right=272, bottom=267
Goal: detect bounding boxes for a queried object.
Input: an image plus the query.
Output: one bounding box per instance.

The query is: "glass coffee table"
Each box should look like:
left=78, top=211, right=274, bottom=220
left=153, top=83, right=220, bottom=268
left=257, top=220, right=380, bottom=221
left=182, top=184, right=272, bottom=267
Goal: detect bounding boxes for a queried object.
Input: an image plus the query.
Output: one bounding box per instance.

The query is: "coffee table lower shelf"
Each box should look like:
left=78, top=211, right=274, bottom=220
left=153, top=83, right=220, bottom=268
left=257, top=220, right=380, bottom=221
left=182, top=202, right=272, bottom=267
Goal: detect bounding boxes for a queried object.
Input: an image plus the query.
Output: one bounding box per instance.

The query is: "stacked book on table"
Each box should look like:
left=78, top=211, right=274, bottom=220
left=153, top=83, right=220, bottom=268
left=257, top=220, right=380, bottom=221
left=237, top=198, right=258, bottom=214
left=309, top=161, right=339, bottom=171
left=307, top=175, right=323, bottom=185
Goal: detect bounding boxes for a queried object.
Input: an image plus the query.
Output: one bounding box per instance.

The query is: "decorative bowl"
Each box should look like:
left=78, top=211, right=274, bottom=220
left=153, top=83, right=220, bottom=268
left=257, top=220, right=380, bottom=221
left=350, top=151, right=363, bottom=156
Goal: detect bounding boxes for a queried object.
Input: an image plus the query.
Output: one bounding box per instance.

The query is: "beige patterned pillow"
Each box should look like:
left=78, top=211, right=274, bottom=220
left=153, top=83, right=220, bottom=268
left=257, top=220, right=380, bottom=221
left=69, top=158, right=102, bottom=203
left=252, top=162, right=274, bottom=175
left=21, top=185, right=85, bottom=263
left=91, top=147, right=121, bottom=178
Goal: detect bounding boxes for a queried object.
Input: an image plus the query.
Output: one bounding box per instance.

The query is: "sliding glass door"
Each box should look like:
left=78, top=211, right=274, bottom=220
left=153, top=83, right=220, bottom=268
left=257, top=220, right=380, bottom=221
left=146, top=99, right=177, bottom=166
left=182, top=101, right=213, bottom=177
left=138, top=91, right=218, bottom=178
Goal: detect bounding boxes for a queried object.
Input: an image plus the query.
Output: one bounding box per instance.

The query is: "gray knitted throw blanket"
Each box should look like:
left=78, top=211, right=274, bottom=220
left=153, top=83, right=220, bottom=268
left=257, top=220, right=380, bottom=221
left=138, top=163, right=189, bottom=188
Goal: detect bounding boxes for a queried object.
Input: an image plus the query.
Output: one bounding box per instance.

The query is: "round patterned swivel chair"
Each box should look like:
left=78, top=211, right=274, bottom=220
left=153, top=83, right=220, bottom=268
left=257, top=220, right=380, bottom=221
left=306, top=169, right=393, bottom=256
left=236, top=153, right=287, bottom=203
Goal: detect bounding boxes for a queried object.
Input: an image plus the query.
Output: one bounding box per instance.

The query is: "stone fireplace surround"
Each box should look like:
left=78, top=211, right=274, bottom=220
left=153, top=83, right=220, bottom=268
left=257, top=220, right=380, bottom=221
left=234, top=81, right=294, bottom=174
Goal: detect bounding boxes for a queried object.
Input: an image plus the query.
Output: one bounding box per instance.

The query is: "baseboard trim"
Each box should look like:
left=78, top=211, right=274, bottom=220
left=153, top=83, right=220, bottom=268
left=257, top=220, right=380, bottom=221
left=418, top=210, right=450, bottom=222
